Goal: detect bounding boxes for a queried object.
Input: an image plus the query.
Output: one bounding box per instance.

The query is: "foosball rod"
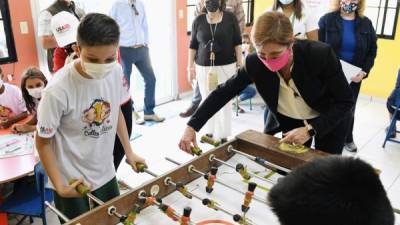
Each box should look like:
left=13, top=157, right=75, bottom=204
left=72, top=181, right=128, bottom=222
left=139, top=195, right=196, bottom=225
left=45, top=201, right=70, bottom=223
left=165, top=157, right=268, bottom=205
left=209, top=154, right=275, bottom=185
left=227, top=145, right=291, bottom=174
left=164, top=177, right=256, bottom=225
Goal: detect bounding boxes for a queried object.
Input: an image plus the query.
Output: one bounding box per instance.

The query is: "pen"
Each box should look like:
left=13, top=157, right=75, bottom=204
left=6, top=147, right=21, bottom=153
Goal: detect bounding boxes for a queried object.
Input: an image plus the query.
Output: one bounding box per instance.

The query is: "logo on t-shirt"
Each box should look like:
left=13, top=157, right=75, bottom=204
left=82, top=99, right=112, bottom=138
left=0, top=105, right=13, bottom=120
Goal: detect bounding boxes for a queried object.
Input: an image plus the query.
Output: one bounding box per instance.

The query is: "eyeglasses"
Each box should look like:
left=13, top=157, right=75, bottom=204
left=131, top=3, right=139, bottom=16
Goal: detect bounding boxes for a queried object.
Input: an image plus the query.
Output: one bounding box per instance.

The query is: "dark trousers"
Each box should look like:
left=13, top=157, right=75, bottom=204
left=345, top=82, right=362, bottom=143
left=267, top=113, right=349, bottom=154
left=113, top=99, right=133, bottom=171
left=120, top=46, right=156, bottom=115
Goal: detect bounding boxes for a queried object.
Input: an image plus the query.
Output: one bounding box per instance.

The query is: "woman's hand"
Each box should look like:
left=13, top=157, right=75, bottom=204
left=179, top=126, right=198, bottom=155
left=125, top=152, right=147, bottom=172
left=351, top=71, right=366, bottom=83
left=280, top=127, right=311, bottom=145
left=187, top=67, right=196, bottom=84
left=0, top=119, right=11, bottom=129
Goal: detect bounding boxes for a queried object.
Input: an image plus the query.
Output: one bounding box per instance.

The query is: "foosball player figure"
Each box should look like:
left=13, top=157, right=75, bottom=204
left=205, top=167, right=218, bottom=193
left=242, top=182, right=257, bottom=213
left=160, top=203, right=179, bottom=221
left=202, top=198, right=218, bottom=211
left=236, top=163, right=251, bottom=180
left=180, top=207, right=192, bottom=225
left=176, top=182, right=193, bottom=199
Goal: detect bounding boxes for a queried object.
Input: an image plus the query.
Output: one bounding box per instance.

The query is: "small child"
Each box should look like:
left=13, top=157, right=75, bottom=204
left=35, top=13, right=146, bottom=220
left=234, top=33, right=257, bottom=113
left=10, top=67, right=47, bottom=133
left=0, top=66, right=28, bottom=129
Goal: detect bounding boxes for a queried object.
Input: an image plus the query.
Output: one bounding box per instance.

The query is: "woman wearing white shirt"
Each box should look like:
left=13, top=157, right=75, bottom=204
left=270, top=0, right=318, bottom=40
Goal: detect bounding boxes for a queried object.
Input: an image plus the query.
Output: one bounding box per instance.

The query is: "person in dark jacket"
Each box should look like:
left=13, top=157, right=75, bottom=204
left=179, top=11, right=354, bottom=155
left=319, top=0, right=378, bottom=152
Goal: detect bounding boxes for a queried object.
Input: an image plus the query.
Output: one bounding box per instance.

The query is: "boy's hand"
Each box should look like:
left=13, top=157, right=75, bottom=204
left=179, top=126, right=198, bottom=155
left=126, top=152, right=147, bottom=173
left=11, top=124, right=31, bottom=134
left=56, top=178, right=85, bottom=198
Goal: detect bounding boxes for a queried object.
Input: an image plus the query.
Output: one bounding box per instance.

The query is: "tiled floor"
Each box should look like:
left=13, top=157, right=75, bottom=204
left=8, top=95, right=400, bottom=225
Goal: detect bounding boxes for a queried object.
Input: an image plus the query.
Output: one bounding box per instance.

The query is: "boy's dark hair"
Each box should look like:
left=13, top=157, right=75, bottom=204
left=268, top=156, right=394, bottom=225
left=77, top=13, right=120, bottom=47
left=21, top=67, right=48, bottom=114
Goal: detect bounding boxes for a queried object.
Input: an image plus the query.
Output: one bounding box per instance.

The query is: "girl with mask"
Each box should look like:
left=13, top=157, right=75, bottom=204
left=319, top=0, right=377, bottom=152
left=188, top=0, right=242, bottom=143
left=179, top=12, right=354, bottom=155
left=10, top=67, right=48, bottom=133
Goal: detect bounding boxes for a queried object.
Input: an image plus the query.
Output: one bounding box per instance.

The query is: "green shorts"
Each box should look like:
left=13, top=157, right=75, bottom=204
left=53, top=177, right=120, bottom=223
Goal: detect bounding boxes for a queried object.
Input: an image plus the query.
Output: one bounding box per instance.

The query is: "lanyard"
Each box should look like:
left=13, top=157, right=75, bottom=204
left=209, top=21, right=218, bottom=66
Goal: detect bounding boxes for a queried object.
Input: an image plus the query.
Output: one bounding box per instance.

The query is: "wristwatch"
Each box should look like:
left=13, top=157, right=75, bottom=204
left=306, top=124, right=316, bottom=137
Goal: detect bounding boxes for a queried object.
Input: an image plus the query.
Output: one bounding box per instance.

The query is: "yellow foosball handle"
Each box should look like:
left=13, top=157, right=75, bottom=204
left=123, top=211, right=137, bottom=225
left=191, top=146, right=203, bottom=156
left=69, top=179, right=90, bottom=196
left=201, top=135, right=220, bottom=147
left=136, top=163, right=147, bottom=173
left=278, top=142, right=309, bottom=154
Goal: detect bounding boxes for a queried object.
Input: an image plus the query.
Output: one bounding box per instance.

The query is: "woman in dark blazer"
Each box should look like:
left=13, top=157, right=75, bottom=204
left=179, top=11, right=354, bottom=155
left=319, top=0, right=377, bottom=152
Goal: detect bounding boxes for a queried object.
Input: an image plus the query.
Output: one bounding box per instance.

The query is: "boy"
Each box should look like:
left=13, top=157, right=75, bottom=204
left=0, top=67, right=28, bottom=129
left=35, top=13, right=146, bottom=220
left=268, top=156, right=395, bottom=225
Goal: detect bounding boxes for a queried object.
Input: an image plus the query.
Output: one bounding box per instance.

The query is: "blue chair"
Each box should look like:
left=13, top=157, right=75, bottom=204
left=0, top=163, right=53, bottom=225
left=383, top=70, right=400, bottom=148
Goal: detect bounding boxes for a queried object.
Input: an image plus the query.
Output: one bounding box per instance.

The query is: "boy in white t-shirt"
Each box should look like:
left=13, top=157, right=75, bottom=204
left=0, top=67, right=28, bottom=129
left=35, top=13, right=146, bottom=220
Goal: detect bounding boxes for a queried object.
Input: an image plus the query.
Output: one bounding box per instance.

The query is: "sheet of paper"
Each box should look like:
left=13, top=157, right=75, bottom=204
left=340, top=60, right=362, bottom=84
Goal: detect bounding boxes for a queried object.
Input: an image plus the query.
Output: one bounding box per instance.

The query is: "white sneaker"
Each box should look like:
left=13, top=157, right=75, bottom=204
left=132, top=111, right=145, bottom=125
left=344, top=142, right=357, bottom=152
left=143, top=114, right=165, bottom=122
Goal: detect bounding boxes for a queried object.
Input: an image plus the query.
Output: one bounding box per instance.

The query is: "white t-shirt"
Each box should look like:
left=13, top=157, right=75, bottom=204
left=267, top=4, right=319, bottom=39
left=0, top=83, right=27, bottom=120
left=37, top=62, right=127, bottom=191
left=38, top=10, right=53, bottom=36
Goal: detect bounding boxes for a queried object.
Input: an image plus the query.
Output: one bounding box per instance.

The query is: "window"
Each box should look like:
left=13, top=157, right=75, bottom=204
left=0, top=0, right=17, bottom=64
left=365, top=0, right=400, bottom=39
left=186, top=0, right=255, bottom=33
left=242, top=0, right=255, bottom=26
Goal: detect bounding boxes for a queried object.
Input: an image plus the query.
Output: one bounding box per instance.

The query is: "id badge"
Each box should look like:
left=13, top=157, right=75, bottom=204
left=207, top=68, right=218, bottom=92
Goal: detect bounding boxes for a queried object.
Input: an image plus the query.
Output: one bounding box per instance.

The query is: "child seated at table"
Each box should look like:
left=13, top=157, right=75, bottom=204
left=0, top=66, right=28, bottom=129
left=11, top=67, right=48, bottom=133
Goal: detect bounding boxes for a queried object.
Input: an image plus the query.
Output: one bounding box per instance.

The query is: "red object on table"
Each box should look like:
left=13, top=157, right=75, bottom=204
left=0, top=117, right=37, bottom=225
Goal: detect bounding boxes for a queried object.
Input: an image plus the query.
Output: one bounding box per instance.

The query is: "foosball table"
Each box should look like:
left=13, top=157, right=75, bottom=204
left=49, top=130, right=329, bottom=225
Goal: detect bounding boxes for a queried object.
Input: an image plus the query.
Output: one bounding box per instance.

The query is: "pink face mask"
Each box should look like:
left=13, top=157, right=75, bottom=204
left=258, top=48, right=291, bottom=72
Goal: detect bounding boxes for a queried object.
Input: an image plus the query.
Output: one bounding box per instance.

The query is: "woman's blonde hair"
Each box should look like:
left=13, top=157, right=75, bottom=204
left=251, top=11, right=294, bottom=49
left=331, top=0, right=365, bottom=17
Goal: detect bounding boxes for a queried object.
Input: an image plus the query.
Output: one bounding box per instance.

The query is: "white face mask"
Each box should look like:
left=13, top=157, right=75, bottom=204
left=242, top=44, right=250, bottom=54
left=82, top=61, right=117, bottom=80
left=27, top=87, right=44, bottom=99
left=279, top=0, right=294, bottom=5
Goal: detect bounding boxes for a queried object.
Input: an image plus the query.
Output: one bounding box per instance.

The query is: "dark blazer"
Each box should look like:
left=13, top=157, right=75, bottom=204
left=318, top=11, right=378, bottom=77
left=188, top=40, right=354, bottom=138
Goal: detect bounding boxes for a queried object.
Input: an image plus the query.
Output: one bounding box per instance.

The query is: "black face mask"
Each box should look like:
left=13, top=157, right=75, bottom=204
left=205, top=0, right=220, bottom=13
